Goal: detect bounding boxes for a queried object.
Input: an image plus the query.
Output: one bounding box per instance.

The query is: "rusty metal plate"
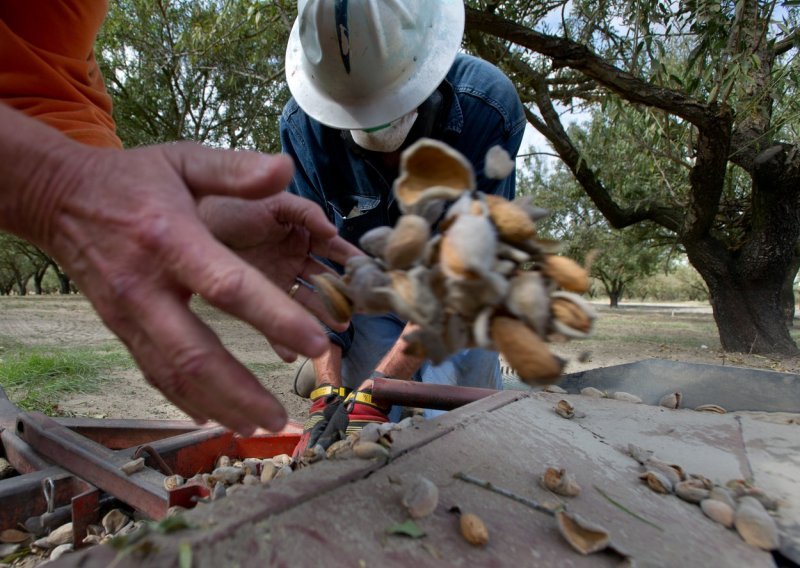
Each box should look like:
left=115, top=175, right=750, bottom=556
left=54, top=391, right=793, bottom=567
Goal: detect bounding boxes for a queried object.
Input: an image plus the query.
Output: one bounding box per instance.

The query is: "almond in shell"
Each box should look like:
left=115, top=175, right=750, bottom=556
left=735, top=496, right=780, bottom=550
left=402, top=476, right=439, bottom=519
left=541, top=467, right=581, bottom=497
left=383, top=215, right=431, bottom=269
left=550, top=292, right=596, bottom=337
left=310, top=273, right=353, bottom=324
left=439, top=214, right=497, bottom=279
left=485, top=194, right=536, bottom=243
left=701, top=499, right=734, bottom=528
left=542, top=255, right=590, bottom=293
left=490, top=316, right=564, bottom=385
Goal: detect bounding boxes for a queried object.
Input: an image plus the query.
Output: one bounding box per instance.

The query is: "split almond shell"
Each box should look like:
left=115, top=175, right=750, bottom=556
left=394, top=139, right=474, bottom=210
left=555, top=511, right=610, bottom=555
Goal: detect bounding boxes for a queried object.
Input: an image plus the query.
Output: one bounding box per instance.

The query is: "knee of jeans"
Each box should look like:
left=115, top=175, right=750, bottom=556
left=387, top=406, right=404, bottom=423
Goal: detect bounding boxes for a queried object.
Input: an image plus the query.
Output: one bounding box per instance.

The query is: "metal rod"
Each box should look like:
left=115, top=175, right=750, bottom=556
left=0, top=386, right=21, bottom=431
left=0, top=467, right=92, bottom=532
left=133, top=445, right=174, bottom=477
left=370, top=378, right=498, bottom=411
left=11, top=414, right=307, bottom=522
left=54, top=418, right=205, bottom=449
left=16, top=412, right=171, bottom=520
left=1, top=428, right=51, bottom=473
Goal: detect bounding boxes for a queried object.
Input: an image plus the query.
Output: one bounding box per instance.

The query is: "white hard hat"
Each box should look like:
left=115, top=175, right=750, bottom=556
left=285, top=0, right=465, bottom=130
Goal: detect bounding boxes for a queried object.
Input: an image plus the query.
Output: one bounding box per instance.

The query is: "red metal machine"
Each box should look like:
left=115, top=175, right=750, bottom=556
left=0, top=379, right=493, bottom=547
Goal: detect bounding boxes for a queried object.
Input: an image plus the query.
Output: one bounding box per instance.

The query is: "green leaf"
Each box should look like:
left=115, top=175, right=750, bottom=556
left=108, top=524, right=151, bottom=550
left=386, top=520, right=426, bottom=539
left=154, top=515, right=196, bottom=534
left=178, top=541, right=193, bottom=568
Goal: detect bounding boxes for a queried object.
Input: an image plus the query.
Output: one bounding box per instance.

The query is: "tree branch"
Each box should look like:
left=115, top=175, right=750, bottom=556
left=465, top=7, right=726, bottom=131
left=773, top=27, right=799, bottom=56
left=466, top=7, right=734, bottom=242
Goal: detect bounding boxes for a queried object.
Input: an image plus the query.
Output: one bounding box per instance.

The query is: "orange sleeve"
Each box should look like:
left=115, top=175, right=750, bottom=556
left=0, top=0, right=123, bottom=149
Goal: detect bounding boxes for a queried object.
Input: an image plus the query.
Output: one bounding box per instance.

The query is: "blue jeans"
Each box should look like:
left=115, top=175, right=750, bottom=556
left=341, top=313, right=503, bottom=420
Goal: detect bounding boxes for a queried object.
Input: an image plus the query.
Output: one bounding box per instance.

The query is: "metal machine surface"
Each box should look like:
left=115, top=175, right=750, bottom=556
left=2, top=360, right=798, bottom=566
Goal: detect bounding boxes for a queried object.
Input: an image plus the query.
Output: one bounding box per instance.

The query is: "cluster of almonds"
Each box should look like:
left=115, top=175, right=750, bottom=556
left=303, top=414, right=421, bottom=465
left=0, top=421, right=422, bottom=567
left=161, top=417, right=421, bottom=506
left=162, top=453, right=296, bottom=506
left=546, top=385, right=730, bottom=414
left=629, top=444, right=782, bottom=551
left=542, top=394, right=784, bottom=556
left=0, top=508, right=137, bottom=565
left=312, top=138, right=596, bottom=385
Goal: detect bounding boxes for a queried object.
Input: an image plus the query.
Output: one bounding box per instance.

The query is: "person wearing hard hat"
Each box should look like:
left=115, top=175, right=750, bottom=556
left=281, top=0, right=525, bottom=455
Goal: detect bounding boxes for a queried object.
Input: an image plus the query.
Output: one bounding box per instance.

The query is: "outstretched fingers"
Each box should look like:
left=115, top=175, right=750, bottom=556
left=169, top=223, right=331, bottom=360
left=268, top=193, right=363, bottom=264
left=269, top=341, right=299, bottom=362
left=130, top=290, right=289, bottom=435
left=172, top=143, right=295, bottom=201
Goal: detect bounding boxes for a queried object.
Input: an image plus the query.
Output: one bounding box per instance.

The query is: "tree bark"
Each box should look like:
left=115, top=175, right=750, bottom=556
left=781, top=246, right=800, bottom=327
left=14, top=276, right=27, bottom=296
left=704, top=273, right=796, bottom=354
left=47, top=259, right=71, bottom=295
left=688, top=239, right=796, bottom=355
left=685, top=143, right=800, bottom=356
left=57, top=272, right=71, bottom=295
left=32, top=266, right=47, bottom=295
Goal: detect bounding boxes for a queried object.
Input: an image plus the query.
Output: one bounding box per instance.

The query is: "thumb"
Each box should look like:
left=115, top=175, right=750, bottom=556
left=167, top=142, right=295, bottom=200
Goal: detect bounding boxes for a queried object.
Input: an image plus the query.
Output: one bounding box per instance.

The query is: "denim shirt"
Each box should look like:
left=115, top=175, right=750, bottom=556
left=280, top=53, right=526, bottom=353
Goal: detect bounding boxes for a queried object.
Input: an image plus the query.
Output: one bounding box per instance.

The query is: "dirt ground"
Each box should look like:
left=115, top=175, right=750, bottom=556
left=1, top=295, right=799, bottom=423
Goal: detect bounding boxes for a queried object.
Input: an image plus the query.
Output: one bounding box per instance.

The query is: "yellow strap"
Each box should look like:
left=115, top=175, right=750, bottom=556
left=344, top=391, right=377, bottom=406
left=310, top=385, right=349, bottom=400
left=344, top=391, right=391, bottom=412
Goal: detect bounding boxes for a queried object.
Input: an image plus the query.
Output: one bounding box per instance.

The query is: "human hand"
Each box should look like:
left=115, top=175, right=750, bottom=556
left=199, top=191, right=363, bottom=357
left=13, top=130, right=339, bottom=434
left=293, top=378, right=390, bottom=457
left=292, top=384, right=351, bottom=459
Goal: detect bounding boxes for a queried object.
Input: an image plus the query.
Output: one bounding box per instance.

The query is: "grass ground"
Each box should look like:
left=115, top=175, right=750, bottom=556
left=0, top=343, right=133, bottom=413
left=1, top=296, right=799, bottom=419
